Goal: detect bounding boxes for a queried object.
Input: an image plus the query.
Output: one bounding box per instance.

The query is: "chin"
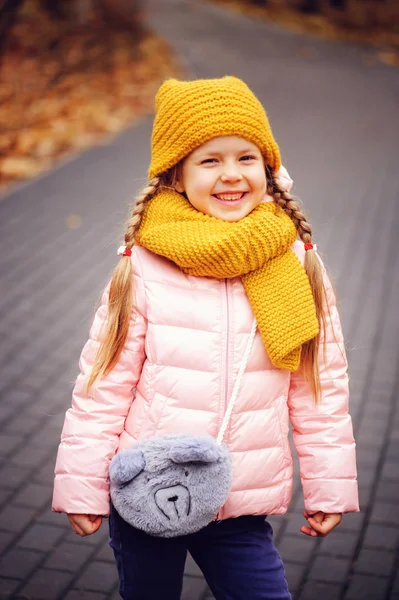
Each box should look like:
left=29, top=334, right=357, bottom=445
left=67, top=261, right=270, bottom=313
left=211, top=206, right=256, bottom=222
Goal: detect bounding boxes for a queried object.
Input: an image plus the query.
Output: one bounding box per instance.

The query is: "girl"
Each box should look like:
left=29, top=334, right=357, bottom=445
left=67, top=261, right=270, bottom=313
left=53, top=76, right=359, bottom=600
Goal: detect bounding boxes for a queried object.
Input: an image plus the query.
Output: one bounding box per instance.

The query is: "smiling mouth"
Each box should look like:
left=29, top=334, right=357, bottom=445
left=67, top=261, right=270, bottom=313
left=212, top=192, right=247, bottom=203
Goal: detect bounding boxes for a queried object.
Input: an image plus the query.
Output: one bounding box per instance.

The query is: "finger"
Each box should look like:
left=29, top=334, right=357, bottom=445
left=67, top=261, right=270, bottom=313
left=88, top=514, right=100, bottom=522
left=300, top=525, right=319, bottom=537
left=71, top=522, right=86, bottom=536
left=309, top=511, right=324, bottom=525
left=69, top=516, right=93, bottom=536
left=307, top=517, right=334, bottom=536
left=89, top=518, right=102, bottom=534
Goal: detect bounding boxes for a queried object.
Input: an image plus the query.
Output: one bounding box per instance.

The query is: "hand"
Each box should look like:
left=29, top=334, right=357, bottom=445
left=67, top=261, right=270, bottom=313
left=67, top=514, right=103, bottom=537
left=300, top=511, right=342, bottom=537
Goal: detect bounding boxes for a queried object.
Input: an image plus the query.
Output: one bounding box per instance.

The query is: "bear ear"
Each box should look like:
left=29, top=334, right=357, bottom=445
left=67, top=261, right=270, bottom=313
left=109, top=448, right=145, bottom=486
left=169, top=436, right=221, bottom=464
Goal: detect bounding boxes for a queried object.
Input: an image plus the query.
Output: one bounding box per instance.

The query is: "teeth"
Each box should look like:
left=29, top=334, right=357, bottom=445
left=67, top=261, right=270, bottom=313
left=215, top=193, right=244, bottom=201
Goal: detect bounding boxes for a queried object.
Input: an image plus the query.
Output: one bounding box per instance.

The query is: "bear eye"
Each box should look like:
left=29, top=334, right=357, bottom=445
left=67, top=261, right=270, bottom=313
left=184, top=470, right=189, bottom=477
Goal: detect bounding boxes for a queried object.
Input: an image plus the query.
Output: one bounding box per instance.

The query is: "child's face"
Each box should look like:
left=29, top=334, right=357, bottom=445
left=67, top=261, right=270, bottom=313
left=175, top=136, right=267, bottom=222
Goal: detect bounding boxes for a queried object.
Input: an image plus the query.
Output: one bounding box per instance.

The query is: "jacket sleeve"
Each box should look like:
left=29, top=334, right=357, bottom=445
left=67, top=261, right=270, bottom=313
left=287, top=257, right=359, bottom=514
left=52, top=255, right=147, bottom=516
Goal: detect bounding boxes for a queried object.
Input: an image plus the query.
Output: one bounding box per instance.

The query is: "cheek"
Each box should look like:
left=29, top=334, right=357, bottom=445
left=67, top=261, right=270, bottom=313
left=186, top=174, right=214, bottom=200
left=252, top=170, right=267, bottom=195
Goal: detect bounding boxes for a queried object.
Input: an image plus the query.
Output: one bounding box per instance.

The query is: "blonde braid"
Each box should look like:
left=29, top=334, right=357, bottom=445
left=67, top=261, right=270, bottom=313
left=266, top=166, right=329, bottom=403
left=85, top=176, right=162, bottom=392
left=123, top=177, right=161, bottom=250
left=266, top=166, right=313, bottom=245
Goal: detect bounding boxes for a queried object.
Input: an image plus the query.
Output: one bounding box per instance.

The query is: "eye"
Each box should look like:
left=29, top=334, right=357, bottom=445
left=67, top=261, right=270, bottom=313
left=201, top=158, right=217, bottom=164
left=240, top=155, right=256, bottom=161
left=184, top=470, right=189, bottom=477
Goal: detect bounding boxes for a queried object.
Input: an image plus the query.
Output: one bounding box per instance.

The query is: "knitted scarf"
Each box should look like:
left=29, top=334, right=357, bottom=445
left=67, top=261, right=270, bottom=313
left=136, top=189, right=319, bottom=371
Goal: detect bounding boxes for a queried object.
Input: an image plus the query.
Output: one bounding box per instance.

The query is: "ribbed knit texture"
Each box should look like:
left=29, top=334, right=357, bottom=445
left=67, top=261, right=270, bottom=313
left=148, top=76, right=281, bottom=179
left=136, top=190, right=319, bottom=371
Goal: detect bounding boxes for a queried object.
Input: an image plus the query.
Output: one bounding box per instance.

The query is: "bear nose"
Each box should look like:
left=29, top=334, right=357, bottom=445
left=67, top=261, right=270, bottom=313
left=168, top=495, right=178, bottom=502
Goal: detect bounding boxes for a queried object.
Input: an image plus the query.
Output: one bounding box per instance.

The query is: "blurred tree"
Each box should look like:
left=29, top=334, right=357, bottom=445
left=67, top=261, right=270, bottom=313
left=0, top=0, right=24, bottom=55
left=0, top=0, right=143, bottom=57
left=300, top=0, right=345, bottom=13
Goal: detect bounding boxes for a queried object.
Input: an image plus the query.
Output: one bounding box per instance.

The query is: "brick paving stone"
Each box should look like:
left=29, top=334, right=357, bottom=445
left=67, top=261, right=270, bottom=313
left=345, top=574, right=389, bottom=600
left=183, top=554, right=203, bottom=577
left=181, top=575, right=208, bottom=600
left=94, top=542, right=114, bottom=563
left=339, top=511, right=365, bottom=534
left=0, top=547, right=44, bottom=579
left=18, top=523, right=65, bottom=551
left=283, top=562, right=305, bottom=594
left=354, top=548, right=395, bottom=578
left=308, top=555, right=349, bottom=584
left=0, top=531, right=15, bottom=555
left=6, top=412, right=44, bottom=435
left=19, top=568, right=73, bottom=600
left=32, top=456, right=59, bottom=485
left=0, top=464, right=31, bottom=490
left=381, top=461, right=399, bottom=481
left=10, top=445, right=51, bottom=470
left=370, top=501, right=399, bottom=527
left=357, top=467, right=375, bottom=488
left=267, top=515, right=285, bottom=540
left=13, top=483, right=52, bottom=509
left=64, top=592, right=107, bottom=600
left=376, top=480, right=399, bottom=502
left=0, top=487, right=13, bottom=509
left=36, top=507, right=70, bottom=528
left=318, top=530, right=358, bottom=558
left=298, top=581, right=342, bottom=600
left=0, top=432, right=23, bottom=456
left=392, top=570, right=399, bottom=594
left=363, top=523, right=399, bottom=551
left=358, top=485, right=373, bottom=508
left=278, top=534, right=317, bottom=564
left=0, top=577, right=21, bottom=594
left=0, top=403, right=20, bottom=425
left=44, top=541, right=94, bottom=572
left=386, top=440, right=399, bottom=462
left=0, top=505, right=36, bottom=534
left=64, top=525, right=109, bottom=547
left=356, top=447, right=380, bottom=468
left=283, top=514, right=309, bottom=537
left=74, top=561, right=118, bottom=593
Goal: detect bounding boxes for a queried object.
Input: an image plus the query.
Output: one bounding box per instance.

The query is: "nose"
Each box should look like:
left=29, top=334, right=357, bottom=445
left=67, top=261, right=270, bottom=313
left=220, top=168, right=243, bottom=183
left=168, top=495, right=178, bottom=502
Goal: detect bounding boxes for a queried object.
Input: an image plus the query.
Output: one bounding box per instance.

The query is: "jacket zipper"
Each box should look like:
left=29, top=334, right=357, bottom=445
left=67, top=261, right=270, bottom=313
left=216, top=279, right=230, bottom=522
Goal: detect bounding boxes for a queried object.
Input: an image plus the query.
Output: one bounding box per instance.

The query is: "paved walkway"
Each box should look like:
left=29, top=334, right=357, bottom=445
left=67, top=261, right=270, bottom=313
left=0, top=1, right=398, bottom=599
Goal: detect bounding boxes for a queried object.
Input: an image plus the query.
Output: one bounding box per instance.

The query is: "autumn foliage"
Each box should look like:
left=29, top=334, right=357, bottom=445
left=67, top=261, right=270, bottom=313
left=210, top=0, right=399, bottom=54
left=0, top=0, right=180, bottom=191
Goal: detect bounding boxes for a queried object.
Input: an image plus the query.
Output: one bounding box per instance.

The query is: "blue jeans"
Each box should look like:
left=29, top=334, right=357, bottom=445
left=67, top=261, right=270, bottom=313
left=109, top=504, right=292, bottom=600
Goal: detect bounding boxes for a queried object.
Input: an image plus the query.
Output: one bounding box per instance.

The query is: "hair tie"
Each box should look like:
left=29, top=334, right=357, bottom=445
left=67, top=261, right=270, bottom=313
left=117, top=245, right=132, bottom=257
left=304, top=243, right=317, bottom=252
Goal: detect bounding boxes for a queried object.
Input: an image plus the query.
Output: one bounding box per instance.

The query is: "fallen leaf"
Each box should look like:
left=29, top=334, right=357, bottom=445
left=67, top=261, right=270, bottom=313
left=0, top=157, right=41, bottom=177
left=65, top=214, right=83, bottom=230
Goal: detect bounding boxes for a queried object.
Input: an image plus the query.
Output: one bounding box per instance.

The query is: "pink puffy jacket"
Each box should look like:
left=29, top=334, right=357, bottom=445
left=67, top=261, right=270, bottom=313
left=53, top=169, right=359, bottom=519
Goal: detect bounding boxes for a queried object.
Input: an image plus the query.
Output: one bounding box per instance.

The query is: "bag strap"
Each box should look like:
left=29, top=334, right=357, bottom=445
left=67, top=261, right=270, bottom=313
left=216, top=319, right=257, bottom=446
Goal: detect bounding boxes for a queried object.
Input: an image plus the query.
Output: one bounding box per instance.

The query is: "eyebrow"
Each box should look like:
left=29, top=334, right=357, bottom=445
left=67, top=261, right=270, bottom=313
left=195, top=148, right=259, bottom=158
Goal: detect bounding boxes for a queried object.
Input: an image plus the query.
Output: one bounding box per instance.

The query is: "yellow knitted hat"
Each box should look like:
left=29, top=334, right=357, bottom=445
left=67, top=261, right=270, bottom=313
left=148, top=76, right=281, bottom=179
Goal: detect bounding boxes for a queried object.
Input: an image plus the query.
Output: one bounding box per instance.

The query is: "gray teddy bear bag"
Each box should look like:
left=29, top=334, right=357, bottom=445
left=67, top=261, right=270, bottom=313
left=109, top=320, right=257, bottom=537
